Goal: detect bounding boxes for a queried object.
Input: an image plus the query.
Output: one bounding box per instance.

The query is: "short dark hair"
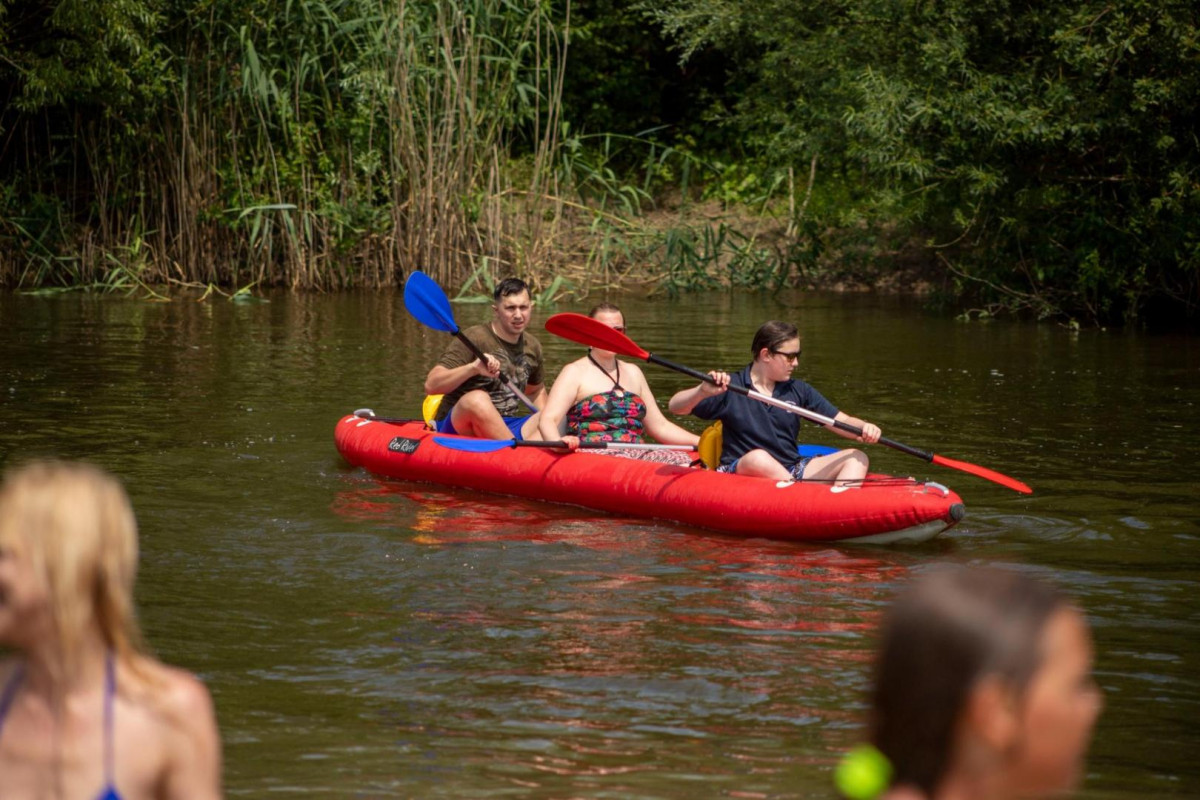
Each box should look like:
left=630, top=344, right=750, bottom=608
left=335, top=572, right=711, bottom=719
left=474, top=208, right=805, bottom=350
left=588, top=302, right=622, bottom=319
left=494, top=278, right=530, bottom=302
left=750, top=321, right=798, bottom=359
left=870, top=566, right=1067, bottom=796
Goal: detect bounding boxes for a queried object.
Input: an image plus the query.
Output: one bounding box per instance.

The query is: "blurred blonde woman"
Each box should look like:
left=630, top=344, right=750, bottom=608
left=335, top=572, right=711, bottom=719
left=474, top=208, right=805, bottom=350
left=0, top=461, right=222, bottom=800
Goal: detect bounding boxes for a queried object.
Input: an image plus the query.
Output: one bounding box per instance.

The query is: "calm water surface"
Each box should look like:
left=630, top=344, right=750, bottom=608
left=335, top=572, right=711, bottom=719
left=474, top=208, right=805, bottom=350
left=0, top=290, right=1196, bottom=798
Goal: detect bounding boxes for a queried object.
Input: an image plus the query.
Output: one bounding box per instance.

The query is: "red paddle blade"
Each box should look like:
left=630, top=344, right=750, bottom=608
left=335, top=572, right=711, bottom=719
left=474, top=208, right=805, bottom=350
left=932, top=454, right=1033, bottom=494
left=544, top=313, right=651, bottom=360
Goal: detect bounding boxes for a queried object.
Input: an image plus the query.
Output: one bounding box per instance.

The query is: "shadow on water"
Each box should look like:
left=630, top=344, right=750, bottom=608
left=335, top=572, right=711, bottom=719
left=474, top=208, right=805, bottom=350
left=1, top=289, right=1197, bottom=797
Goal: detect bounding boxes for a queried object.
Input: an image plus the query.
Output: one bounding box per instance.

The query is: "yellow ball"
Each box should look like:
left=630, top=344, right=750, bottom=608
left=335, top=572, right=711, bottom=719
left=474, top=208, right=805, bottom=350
left=834, top=744, right=892, bottom=800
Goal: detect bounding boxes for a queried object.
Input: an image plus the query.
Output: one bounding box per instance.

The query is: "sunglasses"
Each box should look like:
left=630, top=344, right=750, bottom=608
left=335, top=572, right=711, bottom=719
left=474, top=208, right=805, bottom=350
left=610, top=325, right=626, bottom=333
left=770, top=348, right=802, bottom=361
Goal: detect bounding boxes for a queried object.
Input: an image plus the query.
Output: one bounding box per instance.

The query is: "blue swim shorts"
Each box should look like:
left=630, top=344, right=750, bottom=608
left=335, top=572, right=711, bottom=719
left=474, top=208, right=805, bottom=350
left=436, top=410, right=531, bottom=440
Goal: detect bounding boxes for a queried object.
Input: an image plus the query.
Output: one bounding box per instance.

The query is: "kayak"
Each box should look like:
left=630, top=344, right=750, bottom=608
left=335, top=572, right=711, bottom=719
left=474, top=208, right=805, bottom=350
left=334, top=414, right=966, bottom=544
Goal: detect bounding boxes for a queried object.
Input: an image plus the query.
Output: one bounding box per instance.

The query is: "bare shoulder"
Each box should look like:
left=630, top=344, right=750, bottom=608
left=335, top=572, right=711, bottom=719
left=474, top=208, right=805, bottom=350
left=146, top=662, right=214, bottom=719
left=160, top=664, right=215, bottom=717
left=553, top=357, right=586, bottom=383
left=128, top=658, right=217, bottom=729
left=621, top=361, right=652, bottom=393
left=129, top=658, right=223, bottom=798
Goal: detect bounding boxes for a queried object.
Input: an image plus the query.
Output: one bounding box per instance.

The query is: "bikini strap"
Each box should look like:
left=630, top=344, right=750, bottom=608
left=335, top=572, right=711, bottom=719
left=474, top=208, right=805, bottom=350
left=586, top=351, right=623, bottom=391
left=104, top=653, right=116, bottom=788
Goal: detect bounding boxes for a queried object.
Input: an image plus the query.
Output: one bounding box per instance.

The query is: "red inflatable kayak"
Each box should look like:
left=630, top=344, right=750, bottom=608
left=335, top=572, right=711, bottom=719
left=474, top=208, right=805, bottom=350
left=334, top=414, right=966, bottom=544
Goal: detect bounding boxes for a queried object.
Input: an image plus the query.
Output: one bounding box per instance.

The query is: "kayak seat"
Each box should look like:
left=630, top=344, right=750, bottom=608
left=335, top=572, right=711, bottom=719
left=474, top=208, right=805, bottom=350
left=698, top=422, right=722, bottom=470
left=422, top=394, right=443, bottom=431
left=697, top=420, right=839, bottom=470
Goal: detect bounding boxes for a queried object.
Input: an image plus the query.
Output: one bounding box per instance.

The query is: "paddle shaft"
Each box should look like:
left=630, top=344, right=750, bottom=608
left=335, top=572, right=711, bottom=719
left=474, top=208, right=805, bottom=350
left=451, top=330, right=540, bottom=413
left=403, top=271, right=538, bottom=413
left=434, top=435, right=695, bottom=453
left=648, top=353, right=935, bottom=463
left=541, top=311, right=1031, bottom=493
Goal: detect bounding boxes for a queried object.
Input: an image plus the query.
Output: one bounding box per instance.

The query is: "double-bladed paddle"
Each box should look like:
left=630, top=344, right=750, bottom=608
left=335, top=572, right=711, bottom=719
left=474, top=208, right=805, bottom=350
left=433, top=436, right=696, bottom=454
left=403, top=271, right=539, bottom=412
left=543, top=313, right=1033, bottom=494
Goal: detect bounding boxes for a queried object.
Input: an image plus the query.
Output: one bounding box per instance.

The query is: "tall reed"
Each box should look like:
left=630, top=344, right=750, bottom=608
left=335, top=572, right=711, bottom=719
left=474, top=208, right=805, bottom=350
left=1, top=0, right=573, bottom=293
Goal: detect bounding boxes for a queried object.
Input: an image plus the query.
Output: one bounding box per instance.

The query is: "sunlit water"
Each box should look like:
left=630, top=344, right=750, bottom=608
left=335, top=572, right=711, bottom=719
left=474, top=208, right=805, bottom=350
left=1, top=290, right=1196, bottom=798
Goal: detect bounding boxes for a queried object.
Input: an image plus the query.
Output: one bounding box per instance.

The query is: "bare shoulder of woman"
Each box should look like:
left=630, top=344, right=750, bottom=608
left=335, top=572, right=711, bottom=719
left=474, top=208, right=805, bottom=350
left=154, top=662, right=216, bottom=719
left=555, top=357, right=585, bottom=383
left=622, top=361, right=651, bottom=393
left=129, top=659, right=221, bottom=775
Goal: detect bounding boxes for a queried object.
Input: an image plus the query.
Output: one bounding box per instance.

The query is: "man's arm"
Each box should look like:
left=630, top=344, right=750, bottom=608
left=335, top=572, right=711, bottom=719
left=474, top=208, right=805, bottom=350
left=424, top=355, right=498, bottom=396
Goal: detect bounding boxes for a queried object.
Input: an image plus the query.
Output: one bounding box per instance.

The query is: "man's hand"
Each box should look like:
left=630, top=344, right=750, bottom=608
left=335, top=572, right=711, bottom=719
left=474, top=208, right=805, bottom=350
left=473, top=353, right=502, bottom=378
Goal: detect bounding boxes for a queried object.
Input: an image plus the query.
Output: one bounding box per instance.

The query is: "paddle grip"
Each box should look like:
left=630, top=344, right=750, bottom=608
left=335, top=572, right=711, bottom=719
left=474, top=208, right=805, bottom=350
left=814, top=409, right=934, bottom=461
left=652, top=353, right=934, bottom=459
left=453, top=331, right=539, bottom=413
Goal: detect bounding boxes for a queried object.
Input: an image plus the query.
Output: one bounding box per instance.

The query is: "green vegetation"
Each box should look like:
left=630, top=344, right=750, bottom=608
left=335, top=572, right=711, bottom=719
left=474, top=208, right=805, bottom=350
left=1, top=0, right=1196, bottom=326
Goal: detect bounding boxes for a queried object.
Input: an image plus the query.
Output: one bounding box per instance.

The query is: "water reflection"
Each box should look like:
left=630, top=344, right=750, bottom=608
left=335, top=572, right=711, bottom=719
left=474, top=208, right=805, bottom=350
left=1, top=290, right=1196, bottom=798
left=326, top=476, right=917, bottom=797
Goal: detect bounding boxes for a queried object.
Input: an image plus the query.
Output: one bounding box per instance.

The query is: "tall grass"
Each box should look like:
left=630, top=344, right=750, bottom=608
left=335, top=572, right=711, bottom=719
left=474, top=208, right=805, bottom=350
left=0, top=0, right=573, bottom=293
left=0, top=0, right=800, bottom=298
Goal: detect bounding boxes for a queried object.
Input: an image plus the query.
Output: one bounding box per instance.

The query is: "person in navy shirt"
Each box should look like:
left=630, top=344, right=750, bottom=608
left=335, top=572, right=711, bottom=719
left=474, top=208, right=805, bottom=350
left=669, top=320, right=882, bottom=485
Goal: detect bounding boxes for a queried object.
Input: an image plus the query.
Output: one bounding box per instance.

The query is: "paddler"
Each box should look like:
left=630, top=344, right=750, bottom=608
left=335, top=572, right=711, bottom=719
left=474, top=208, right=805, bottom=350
left=537, top=302, right=699, bottom=464
left=423, top=277, right=547, bottom=440
left=669, top=320, right=882, bottom=485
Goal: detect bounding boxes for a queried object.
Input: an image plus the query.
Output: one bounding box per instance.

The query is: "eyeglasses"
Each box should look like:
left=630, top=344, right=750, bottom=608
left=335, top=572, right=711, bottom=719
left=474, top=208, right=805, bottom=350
left=610, top=325, right=626, bottom=333
left=771, top=348, right=802, bottom=361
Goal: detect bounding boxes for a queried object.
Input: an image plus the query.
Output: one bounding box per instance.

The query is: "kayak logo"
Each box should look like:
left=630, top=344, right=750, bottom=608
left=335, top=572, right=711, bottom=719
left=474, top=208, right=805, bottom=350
left=388, top=436, right=421, bottom=455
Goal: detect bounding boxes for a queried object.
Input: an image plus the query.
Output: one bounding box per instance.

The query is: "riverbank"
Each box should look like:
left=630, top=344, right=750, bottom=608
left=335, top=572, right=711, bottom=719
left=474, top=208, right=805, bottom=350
left=3, top=192, right=949, bottom=304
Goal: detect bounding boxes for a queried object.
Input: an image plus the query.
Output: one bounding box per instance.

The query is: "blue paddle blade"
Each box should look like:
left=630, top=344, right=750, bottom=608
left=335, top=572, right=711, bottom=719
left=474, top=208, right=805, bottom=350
left=433, top=436, right=515, bottom=453
left=404, top=271, right=459, bottom=334
left=798, top=444, right=838, bottom=458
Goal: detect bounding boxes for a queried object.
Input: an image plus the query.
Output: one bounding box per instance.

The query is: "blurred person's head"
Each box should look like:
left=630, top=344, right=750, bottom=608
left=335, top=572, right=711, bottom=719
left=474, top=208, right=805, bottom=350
left=0, top=461, right=146, bottom=678
left=865, top=566, right=1102, bottom=799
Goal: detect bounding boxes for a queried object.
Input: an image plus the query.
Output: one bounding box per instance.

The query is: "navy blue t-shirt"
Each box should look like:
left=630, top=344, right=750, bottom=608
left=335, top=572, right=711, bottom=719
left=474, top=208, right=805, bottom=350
left=693, top=366, right=839, bottom=468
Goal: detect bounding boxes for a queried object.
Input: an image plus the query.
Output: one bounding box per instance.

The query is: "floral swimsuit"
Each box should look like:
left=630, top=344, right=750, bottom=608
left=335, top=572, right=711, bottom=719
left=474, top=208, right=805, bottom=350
left=566, top=354, right=694, bottom=466
left=566, top=354, right=647, bottom=443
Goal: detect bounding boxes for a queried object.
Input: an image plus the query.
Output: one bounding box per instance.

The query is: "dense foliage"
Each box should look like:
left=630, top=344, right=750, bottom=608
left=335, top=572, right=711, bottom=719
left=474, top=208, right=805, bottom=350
left=1, top=0, right=567, bottom=291
left=1, top=0, right=1196, bottom=325
left=647, top=0, right=1200, bottom=324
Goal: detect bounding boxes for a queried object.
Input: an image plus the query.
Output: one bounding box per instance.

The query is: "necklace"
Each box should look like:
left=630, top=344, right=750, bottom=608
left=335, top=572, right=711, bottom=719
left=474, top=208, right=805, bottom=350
left=587, top=351, right=621, bottom=386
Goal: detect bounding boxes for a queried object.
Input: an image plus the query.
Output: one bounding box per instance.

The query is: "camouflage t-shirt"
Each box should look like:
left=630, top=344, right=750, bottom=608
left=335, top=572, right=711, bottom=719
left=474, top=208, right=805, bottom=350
left=434, top=323, right=544, bottom=419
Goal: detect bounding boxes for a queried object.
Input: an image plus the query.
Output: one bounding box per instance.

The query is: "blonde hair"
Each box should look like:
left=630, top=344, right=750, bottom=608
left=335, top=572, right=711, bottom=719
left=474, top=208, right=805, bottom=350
left=0, top=461, right=147, bottom=677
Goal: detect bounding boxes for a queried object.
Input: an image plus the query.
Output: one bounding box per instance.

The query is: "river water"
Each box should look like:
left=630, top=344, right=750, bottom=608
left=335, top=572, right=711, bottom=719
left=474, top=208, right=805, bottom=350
left=0, top=289, right=1196, bottom=798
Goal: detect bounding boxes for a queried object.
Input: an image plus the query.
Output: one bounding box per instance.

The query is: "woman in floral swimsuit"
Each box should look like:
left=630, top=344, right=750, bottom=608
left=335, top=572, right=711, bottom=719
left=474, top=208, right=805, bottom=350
left=538, top=304, right=699, bottom=464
